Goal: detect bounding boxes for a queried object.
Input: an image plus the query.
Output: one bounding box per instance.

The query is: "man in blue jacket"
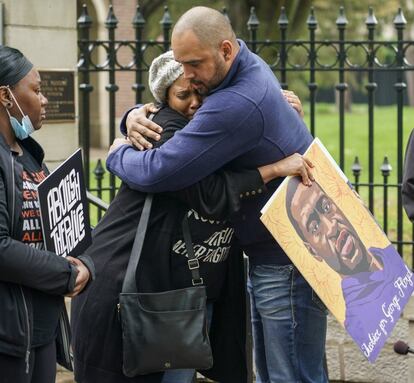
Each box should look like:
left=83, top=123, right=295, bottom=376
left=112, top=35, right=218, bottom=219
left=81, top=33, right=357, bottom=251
left=107, top=6, right=327, bottom=383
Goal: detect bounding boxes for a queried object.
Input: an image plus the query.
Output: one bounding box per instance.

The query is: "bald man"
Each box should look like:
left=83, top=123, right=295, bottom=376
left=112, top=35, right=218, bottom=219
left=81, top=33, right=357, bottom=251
left=108, top=7, right=327, bottom=383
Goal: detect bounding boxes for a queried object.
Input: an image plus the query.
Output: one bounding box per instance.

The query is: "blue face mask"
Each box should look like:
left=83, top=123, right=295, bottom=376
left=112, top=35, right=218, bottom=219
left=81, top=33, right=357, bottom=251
left=5, top=88, right=35, bottom=140
left=9, top=115, right=35, bottom=140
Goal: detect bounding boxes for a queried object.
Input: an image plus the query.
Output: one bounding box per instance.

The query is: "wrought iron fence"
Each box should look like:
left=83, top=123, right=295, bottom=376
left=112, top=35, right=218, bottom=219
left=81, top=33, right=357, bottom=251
left=79, top=4, right=414, bottom=264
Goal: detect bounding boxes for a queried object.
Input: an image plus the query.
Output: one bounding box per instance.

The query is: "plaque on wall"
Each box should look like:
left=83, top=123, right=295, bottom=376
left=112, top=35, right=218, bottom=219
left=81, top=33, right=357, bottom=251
left=39, top=70, right=75, bottom=123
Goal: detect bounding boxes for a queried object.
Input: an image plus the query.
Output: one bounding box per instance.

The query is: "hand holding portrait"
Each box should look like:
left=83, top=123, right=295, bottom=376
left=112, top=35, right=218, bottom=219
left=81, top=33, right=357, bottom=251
left=274, top=153, right=314, bottom=186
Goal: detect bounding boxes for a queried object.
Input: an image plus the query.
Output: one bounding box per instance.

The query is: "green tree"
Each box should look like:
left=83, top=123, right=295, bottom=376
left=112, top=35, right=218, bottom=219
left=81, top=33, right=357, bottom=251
left=138, top=0, right=312, bottom=39
left=312, top=0, right=414, bottom=107
left=137, top=0, right=414, bottom=104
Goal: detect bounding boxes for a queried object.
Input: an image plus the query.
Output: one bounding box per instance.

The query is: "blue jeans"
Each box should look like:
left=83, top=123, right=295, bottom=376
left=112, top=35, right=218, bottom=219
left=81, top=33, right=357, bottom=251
left=161, top=303, right=214, bottom=383
left=247, top=264, right=328, bottom=383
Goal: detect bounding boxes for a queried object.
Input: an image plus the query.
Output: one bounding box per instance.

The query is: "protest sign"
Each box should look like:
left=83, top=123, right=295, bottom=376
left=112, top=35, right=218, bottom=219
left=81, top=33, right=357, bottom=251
left=261, top=138, right=414, bottom=362
left=37, top=149, right=91, bottom=257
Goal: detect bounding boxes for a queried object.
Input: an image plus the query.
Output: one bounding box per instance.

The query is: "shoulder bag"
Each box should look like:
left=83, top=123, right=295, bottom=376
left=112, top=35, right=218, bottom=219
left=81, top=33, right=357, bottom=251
left=118, top=194, right=213, bottom=377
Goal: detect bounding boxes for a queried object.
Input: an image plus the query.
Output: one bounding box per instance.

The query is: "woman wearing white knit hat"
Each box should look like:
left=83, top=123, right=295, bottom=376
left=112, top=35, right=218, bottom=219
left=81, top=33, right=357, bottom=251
left=148, top=50, right=201, bottom=121
left=72, top=50, right=311, bottom=383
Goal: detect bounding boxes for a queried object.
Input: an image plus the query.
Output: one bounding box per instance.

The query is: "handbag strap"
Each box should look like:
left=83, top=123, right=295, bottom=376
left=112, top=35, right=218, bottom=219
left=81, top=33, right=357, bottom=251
left=182, top=215, right=204, bottom=286
left=121, top=194, right=153, bottom=293
left=121, top=196, right=203, bottom=293
left=122, top=113, right=156, bottom=294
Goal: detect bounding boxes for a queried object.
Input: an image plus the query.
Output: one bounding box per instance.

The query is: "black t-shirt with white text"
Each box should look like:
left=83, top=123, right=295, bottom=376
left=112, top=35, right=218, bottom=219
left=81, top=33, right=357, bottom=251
left=16, top=147, right=63, bottom=347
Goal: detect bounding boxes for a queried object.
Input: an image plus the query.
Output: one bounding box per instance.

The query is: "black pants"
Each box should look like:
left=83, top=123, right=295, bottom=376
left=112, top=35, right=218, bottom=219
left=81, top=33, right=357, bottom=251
left=0, top=341, right=56, bottom=383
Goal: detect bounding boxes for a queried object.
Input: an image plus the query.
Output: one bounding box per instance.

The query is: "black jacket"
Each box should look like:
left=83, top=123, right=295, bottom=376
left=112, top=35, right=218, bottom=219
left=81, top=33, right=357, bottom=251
left=71, top=107, right=265, bottom=383
left=0, top=133, right=92, bottom=365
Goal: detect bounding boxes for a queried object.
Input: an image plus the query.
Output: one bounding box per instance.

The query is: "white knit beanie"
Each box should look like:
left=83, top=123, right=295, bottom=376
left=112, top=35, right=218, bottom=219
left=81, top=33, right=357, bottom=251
left=149, top=50, right=184, bottom=104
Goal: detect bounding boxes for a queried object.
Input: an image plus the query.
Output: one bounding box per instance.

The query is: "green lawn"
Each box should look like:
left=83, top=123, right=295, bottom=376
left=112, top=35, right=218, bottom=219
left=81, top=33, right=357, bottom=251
left=87, top=103, right=414, bottom=264
left=303, top=103, right=414, bottom=185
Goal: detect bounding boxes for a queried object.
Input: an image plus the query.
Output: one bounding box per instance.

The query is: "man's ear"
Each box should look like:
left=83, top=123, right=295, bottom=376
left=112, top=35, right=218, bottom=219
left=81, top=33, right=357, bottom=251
left=305, top=242, right=322, bottom=261
left=220, top=40, right=233, bottom=61
left=0, top=86, right=12, bottom=109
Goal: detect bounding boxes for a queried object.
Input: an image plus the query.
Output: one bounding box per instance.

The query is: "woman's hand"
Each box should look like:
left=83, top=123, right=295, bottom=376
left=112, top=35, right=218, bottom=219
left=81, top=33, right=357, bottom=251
left=282, top=90, right=304, bottom=118
left=65, top=257, right=91, bottom=297
left=126, top=103, right=162, bottom=150
left=258, top=153, right=314, bottom=186
left=108, top=137, right=132, bottom=155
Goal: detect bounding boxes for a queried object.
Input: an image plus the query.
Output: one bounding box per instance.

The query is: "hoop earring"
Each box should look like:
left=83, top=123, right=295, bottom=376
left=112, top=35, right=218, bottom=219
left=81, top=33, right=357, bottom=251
left=6, top=102, right=12, bottom=108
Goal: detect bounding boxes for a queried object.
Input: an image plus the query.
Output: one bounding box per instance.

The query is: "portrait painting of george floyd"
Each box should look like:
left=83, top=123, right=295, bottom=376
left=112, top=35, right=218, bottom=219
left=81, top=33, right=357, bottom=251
left=261, top=139, right=414, bottom=363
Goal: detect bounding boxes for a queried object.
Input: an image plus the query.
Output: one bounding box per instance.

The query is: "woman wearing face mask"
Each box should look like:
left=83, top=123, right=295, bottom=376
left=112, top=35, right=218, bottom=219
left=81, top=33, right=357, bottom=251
left=0, top=46, right=95, bottom=383
left=71, top=51, right=312, bottom=383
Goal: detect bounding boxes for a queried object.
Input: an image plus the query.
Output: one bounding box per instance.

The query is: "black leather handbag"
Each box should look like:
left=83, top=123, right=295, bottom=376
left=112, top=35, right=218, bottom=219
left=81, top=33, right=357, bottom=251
left=118, top=194, right=213, bottom=377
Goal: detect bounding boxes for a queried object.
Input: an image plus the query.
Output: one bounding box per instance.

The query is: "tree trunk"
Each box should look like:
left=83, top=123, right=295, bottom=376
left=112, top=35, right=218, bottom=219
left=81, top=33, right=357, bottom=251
left=335, top=87, right=352, bottom=112
left=141, top=0, right=165, bottom=21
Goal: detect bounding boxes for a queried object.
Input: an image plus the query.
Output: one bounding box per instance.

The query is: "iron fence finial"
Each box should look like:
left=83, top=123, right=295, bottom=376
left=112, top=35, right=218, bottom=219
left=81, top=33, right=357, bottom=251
left=93, top=159, right=106, bottom=180
left=105, top=4, right=118, bottom=29
left=307, top=7, right=318, bottom=29
left=278, top=7, right=288, bottom=28
left=380, top=156, right=393, bottom=176
left=336, top=6, right=348, bottom=28
left=365, top=7, right=377, bottom=27
left=132, top=5, right=145, bottom=27
left=160, top=5, right=172, bottom=27
left=247, top=7, right=260, bottom=30
left=394, top=8, right=407, bottom=28
left=352, top=156, right=362, bottom=177
left=78, top=4, right=92, bottom=28
left=336, top=7, right=348, bottom=28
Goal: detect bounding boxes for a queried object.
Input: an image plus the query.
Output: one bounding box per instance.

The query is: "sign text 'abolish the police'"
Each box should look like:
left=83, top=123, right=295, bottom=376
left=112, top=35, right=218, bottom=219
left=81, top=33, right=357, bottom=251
left=47, top=168, right=85, bottom=256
